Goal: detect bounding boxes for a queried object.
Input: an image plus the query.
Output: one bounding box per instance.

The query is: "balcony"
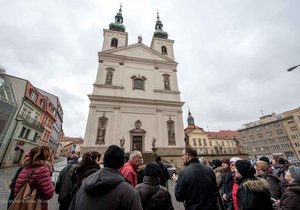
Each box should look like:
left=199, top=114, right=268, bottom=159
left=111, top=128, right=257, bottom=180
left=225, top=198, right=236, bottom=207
left=17, top=114, right=44, bottom=131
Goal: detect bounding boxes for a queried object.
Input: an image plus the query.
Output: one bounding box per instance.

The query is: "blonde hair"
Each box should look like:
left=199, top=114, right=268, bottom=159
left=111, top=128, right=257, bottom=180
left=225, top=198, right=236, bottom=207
left=22, top=146, right=52, bottom=166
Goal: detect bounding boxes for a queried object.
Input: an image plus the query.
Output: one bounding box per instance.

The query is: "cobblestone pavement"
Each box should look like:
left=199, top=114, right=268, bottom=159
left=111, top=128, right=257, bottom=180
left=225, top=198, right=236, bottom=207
left=0, top=159, right=184, bottom=210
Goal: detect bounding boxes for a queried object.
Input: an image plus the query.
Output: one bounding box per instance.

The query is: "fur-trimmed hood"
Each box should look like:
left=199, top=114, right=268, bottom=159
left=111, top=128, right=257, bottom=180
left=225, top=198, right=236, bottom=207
left=287, top=181, right=300, bottom=194
left=240, top=177, right=269, bottom=192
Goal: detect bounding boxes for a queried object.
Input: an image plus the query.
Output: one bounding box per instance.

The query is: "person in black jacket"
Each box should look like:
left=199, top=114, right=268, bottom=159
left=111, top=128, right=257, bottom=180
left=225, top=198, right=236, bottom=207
left=172, top=146, right=218, bottom=210
left=136, top=162, right=174, bottom=210
left=55, top=154, right=79, bottom=210
left=156, top=156, right=170, bottom=188
left=235, top=160, right=273, bottom=210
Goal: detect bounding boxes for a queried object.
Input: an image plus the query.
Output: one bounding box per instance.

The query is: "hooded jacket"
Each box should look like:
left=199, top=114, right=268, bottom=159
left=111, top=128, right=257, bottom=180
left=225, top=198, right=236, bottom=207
left=237, top=176, right=273, bottom=210
left=136, top=176, right=174, bottom=210
left=73, top=167, right=142, bottom=210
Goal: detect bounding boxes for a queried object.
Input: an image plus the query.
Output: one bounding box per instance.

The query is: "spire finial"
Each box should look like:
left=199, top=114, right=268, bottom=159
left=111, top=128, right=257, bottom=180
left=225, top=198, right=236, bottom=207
left=153, top=10, right=168, bottom=39
left=119, top=2, right=122, bottom=12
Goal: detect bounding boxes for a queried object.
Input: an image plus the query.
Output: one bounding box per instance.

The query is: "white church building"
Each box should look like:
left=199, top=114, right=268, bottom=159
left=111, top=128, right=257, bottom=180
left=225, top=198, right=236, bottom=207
left=82, top=6, right=185, bottom=156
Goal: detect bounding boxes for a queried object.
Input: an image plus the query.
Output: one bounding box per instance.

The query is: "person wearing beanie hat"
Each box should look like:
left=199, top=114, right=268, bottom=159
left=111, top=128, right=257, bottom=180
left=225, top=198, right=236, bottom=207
left=259, top=156, right=270, bottom=165
left=135, top=162, right=174, bottom=210
left=71, top=145, right=143, bottom=210
left=273, top=166, right=300, bottom=210
left=255, top=160, right=282, bottom=200
left=235, top=160, right=273, bottom=210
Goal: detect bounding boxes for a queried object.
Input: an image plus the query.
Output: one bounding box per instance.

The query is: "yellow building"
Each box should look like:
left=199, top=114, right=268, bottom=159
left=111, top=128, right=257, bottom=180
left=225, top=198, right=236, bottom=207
left=185, top=110, right=241, bottom=155
left=59, top=136, right=83, bottom=157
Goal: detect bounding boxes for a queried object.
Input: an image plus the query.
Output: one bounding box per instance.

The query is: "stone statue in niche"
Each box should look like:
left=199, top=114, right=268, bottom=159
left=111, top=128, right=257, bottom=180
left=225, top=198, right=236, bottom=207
left=152, top=137, right=157, bottom=148
left=120, top=136, right=125, bottom=148
left=167, top=119, right=176, bottom=145
left=105, top=71, right=113, bottom=85
left=164, top=77, right=170, bottom=90
left=96, top=117, right=108, bottom=145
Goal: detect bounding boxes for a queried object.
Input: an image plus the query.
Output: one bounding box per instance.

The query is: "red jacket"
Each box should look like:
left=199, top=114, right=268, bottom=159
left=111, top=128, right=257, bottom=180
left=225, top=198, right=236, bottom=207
left=14, top=165, right=54, bottom=210
left=119, top=161, right=138, bottom=187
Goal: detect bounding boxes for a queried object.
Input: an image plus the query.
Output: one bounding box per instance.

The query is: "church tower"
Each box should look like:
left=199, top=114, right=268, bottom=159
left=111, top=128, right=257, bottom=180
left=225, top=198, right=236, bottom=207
left=82, top=7, right=185, bottom=156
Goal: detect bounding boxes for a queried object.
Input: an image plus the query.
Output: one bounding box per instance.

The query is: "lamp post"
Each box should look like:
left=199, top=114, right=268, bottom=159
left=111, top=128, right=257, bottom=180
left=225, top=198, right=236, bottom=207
left=287, top=64, right=300, bottom=72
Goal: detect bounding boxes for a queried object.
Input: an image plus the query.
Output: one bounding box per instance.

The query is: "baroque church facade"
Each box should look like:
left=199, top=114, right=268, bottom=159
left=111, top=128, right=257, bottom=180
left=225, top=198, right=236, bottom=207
left=82, top=6, right=185, bottom=155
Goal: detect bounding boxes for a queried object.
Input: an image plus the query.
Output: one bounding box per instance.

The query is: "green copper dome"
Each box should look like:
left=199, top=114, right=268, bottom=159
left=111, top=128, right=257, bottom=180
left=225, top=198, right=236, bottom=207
left=153, top=12, right=168, bottom=39
left=109, top=5, right=125, bottom=32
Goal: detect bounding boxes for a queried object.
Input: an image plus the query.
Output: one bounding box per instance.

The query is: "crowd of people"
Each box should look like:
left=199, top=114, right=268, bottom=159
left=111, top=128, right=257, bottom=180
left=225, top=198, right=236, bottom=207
left=7, top=145, right=300, bottom=210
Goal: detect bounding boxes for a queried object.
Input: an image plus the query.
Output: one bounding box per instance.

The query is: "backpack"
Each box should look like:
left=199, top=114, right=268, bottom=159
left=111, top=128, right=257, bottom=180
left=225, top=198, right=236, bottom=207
left=8, top=168, right=42, bottom=210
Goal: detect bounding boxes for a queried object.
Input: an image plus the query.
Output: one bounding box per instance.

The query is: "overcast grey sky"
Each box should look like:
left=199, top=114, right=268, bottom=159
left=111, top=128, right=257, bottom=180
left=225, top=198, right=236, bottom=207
left=1, top=0, right=299, bottom=137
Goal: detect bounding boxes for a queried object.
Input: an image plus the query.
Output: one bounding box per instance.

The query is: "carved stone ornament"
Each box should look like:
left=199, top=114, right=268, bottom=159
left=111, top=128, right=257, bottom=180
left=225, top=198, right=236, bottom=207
left=120, top=136, right=125, bottom=148
left=135, top=120, right=142, bottom=130
left=152, top=137, right=157, bottom=148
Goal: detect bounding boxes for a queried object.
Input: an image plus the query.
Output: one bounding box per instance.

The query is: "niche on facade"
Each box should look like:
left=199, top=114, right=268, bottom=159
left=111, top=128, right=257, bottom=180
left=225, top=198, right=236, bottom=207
left=111, top=38, right=118, bottom=48
left=162, top=74, right=170, bottom=90
left=167, top=118, right=176, bottom=145
left=95, top=115, right=108, bottom=145
left=161, top=45, right=167, bottom=55
left=105, top=67, right=115, bottom=85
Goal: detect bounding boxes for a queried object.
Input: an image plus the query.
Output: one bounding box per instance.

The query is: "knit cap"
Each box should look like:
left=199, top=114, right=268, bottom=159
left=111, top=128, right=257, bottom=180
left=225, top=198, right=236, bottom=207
left=289, top=165, right=300, bottom=182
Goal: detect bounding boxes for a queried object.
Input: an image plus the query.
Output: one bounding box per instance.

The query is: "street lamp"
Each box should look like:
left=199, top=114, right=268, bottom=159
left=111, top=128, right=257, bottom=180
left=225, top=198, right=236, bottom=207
left=287, top=64, right=300, bottom=72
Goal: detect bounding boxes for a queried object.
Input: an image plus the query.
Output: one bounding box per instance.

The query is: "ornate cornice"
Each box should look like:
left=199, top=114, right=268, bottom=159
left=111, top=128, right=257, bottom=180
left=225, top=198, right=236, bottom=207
left=93, top=83, right=124, bottom=89
left=153, top=89, right=180, bottom=94
left=88, top=94, right=184, bottom=107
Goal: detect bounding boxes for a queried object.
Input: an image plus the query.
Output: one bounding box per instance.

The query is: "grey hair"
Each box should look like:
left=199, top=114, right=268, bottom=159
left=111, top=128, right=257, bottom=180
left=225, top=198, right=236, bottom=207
left=129, top=150, right=141, bottom=160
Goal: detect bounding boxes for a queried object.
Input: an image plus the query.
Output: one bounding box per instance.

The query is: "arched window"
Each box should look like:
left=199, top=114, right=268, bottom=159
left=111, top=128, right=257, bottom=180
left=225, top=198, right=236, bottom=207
left=161, top=45, right=167, bottom=55
left=131, top=75, right=146, bottom=90
left=134, top=79, right=143, bottom=90
left=111, top=38, right=118, bottom=47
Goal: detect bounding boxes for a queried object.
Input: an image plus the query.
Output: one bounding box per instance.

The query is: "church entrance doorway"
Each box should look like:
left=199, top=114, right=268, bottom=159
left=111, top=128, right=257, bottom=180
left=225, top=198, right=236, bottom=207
left=132, top=136, right=143, bottom=151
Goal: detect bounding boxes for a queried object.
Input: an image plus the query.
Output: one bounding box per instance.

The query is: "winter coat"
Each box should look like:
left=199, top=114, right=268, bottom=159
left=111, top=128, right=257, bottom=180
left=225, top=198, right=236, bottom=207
left=14, top=164, right=54, bottom=210
left=136, top=176, right=174, bottom=210
left=55, top=159, right=78, bottom=204
left=273, top=181, right=300, bottom=210
left=119, top=160, right=138, bottom=187
left=72, top=167, right=143, bottom=210
left=75, top=163, right=100, bottom=190
left=214, top=166, right=225, bottom=187
left=220, top=170, right=234, bottom=200
left=237, top=176, right=273, bottom=210
left=175, top=158, right=218, bottom=210
left=256, top=171, right=283, bottom=200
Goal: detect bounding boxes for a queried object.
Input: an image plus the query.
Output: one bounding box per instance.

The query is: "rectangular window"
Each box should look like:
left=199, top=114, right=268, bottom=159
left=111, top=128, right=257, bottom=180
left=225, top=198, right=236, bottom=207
left=198, top=139, right=202, bottom=146
left=193, top=138, right=197, bottom=146
left=274, top=122, right=280, bottom=127
left=25, top=129, right=30, bottom=139
left=32, top=132, right=39, bottom=142
left=30, top=90, right=38, bottom=102
left=290, top=126, right=298, bottom=131
left=267, top=131, right=273, bottom=136
left=19, top=127, right=26, bottom=137
left=277, top=129, right=284, bottom=135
